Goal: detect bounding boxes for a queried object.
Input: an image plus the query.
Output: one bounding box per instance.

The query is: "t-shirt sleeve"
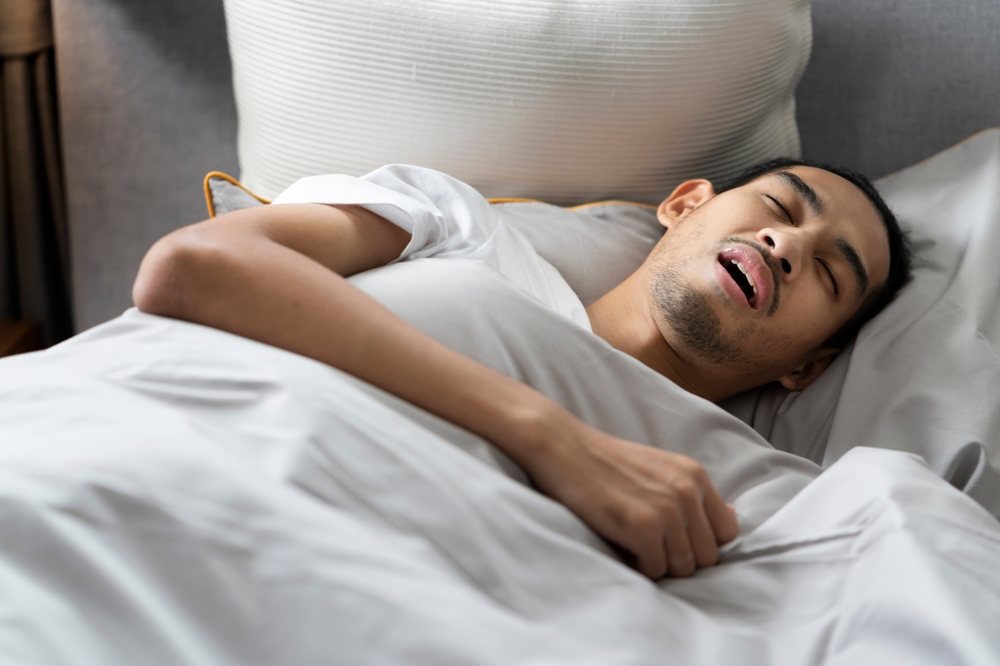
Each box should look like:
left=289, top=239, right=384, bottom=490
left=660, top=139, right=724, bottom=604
left=271, top=165, right=501, bottom=262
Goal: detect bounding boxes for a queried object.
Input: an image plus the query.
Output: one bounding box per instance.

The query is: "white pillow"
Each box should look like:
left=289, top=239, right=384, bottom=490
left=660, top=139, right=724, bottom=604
left=223, top=0, right=811, bottom=204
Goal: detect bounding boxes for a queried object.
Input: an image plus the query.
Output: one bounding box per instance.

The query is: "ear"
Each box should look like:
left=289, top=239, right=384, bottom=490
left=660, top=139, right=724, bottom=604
left=656, top=180, right=716, bottom=230
left=777, top=347, right=841, bottom=392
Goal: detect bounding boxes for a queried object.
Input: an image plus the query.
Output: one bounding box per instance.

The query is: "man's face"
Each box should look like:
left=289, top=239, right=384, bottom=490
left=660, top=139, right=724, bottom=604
left=648, top=166, right=891, bottom=392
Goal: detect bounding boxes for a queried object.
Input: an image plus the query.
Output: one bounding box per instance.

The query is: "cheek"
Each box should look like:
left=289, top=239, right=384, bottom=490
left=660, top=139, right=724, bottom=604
left=659, top=217, right=713, bottom=254
left=782, top=297, right=847, bottom=345
left=745, top=282, right=836, bottom=339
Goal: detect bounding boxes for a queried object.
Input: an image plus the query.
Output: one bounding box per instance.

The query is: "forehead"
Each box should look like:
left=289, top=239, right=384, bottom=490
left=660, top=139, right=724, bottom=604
left=756, top=165, right=891, bottom=292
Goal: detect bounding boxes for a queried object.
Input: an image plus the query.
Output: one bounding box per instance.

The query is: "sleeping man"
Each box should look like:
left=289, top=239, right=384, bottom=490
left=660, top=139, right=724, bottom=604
left=132, top=158, right=912, bottom=580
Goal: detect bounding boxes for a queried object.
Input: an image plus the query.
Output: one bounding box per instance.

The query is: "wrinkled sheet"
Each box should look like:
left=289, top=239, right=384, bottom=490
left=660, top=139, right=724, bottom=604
left=1, top=306, right=998, bottom=664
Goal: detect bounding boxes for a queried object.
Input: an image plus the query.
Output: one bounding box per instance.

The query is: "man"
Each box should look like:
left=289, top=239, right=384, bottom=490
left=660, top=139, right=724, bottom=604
left=133, top=158, right=912, bottom=580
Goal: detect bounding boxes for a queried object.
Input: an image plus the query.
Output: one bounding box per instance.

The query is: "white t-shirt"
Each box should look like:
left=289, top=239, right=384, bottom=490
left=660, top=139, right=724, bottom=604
left=272, top=165, right=592, bottom=331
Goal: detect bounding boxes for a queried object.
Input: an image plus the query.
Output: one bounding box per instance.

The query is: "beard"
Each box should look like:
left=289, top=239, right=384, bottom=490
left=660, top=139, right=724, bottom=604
left=649, top=259, right=783, bottom=375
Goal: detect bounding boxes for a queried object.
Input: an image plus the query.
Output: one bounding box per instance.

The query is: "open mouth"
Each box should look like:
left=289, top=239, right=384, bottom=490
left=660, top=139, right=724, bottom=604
left=721, top=258, right=758, bottom=307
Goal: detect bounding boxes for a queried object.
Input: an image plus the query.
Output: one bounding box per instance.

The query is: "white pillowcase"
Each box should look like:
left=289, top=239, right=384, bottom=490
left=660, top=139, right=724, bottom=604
left=223, top=0, right=811, bottom=204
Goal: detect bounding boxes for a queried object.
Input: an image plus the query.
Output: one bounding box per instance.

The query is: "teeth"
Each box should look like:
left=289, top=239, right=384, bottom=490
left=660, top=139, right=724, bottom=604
left=730, top=259, right=759, bottom=301
left=731, top=259, right=756, bottom=287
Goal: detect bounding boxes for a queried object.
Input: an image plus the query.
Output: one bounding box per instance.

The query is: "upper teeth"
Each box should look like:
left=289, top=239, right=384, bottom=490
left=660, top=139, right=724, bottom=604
left=731, top=259, right=758, bottom=295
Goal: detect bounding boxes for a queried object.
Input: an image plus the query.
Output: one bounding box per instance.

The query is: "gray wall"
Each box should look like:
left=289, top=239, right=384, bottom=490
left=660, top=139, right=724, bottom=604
left=798, top=1, right=1000, bottom=179
left=53, top=0, right=238, bottom=331
left=54, top=0, right=1000, bottom=332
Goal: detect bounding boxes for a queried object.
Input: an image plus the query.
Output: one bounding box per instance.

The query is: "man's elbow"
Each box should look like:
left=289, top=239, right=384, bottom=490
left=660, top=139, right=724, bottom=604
left=132, top=226, right=228, bottom=321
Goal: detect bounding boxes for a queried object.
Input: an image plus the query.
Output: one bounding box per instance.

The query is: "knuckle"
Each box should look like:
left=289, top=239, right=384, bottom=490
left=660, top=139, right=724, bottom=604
left=627, top=507, right=660, bottom=533
left=673, top=453, right=704, bottom=474
left=687, top=461, right=709, bottom=484
left=672, top=478, right=699, bottom=503
left=655, top=500, right=682, bottom=525
left=674, top=453, right=697, bottom=470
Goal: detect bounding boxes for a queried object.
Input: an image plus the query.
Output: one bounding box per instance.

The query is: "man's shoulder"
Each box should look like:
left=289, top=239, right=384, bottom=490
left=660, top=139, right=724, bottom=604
left=492, top=200, right=663, bottom=306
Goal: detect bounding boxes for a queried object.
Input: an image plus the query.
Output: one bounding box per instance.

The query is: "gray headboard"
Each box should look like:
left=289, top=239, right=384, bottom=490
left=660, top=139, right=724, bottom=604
left=54, top=0, right=239, bottom=332
left=798, top=2, right=1000, bottom=179
left=54, top=0, right=1000, bottom=331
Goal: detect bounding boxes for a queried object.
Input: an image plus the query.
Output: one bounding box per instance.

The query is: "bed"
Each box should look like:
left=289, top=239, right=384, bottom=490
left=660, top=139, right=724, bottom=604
left=11, top=0, right=1000, bottom=662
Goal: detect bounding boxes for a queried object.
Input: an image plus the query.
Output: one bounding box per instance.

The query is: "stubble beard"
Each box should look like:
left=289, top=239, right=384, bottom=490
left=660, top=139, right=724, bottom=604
left=649, top=257, right=787, bottom=376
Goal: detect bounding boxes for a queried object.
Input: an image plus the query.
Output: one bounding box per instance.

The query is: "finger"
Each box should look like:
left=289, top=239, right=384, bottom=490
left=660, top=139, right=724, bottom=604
left=702, top=485, right=740, bottom=545
left=671, top=475, right=717, bottom=570
left=634, top=540, right=668, bottom=580
left=622, top=509, right=668, bottom=579
left=661, top=505, right=696, bottom=577
left=686, top=499, right=720, bottom=569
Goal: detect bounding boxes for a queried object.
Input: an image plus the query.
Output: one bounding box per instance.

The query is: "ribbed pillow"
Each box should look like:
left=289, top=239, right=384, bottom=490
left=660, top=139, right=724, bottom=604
left=224, top=0, right=812, bottom=204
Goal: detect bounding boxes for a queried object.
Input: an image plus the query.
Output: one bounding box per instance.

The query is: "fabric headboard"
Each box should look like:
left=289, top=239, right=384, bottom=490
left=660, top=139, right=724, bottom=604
left=798, top=2, right=1000, bottom=179
left=54, top=0, right=1000, bottom=330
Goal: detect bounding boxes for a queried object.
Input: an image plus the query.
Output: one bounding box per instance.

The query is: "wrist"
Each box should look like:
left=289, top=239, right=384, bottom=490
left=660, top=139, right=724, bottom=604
left=489, top=395, right=583, bottom=476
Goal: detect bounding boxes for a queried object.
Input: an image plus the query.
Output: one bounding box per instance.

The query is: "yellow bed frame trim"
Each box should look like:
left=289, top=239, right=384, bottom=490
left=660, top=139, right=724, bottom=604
left=203, top=171, right=272, bottom=218
left=203, top=172, right=657, bottom=217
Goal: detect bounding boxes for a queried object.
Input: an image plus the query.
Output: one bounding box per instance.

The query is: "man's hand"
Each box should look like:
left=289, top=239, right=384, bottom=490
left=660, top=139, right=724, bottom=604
left=513, top=410, right=739, bottom=580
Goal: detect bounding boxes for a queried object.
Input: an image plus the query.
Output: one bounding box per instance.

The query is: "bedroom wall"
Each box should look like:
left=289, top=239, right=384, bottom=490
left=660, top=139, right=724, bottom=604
left=797, top=1, right=1000, bottom=179
left=53, top=0, right=238, bottom=331
left=53, top=0, right=1000, bottom=333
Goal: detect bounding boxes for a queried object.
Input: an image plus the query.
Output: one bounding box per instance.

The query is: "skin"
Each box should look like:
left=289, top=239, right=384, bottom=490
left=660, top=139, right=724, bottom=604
left=132, top=167, right=889, bottom=581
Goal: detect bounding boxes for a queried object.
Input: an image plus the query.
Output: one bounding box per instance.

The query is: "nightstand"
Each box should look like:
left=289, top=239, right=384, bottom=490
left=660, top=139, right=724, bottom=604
left=0, top=321, right=44, bottom=357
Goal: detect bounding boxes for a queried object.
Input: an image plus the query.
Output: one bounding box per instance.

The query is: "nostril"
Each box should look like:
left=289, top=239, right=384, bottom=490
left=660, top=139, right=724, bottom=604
left=781, top=258, right=791, bottom=273
left=765, top=236, right=775, bottom=248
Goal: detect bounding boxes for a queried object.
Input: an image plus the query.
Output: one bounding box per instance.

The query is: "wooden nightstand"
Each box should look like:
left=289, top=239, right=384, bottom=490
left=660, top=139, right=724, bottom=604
left=0, top=321, right=44, bottom=357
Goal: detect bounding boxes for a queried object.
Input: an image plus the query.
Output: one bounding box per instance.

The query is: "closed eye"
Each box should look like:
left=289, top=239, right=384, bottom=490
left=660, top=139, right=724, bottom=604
left=819, top=259, right=839, bottom=296
left=765, top=195, right=794, bottom=224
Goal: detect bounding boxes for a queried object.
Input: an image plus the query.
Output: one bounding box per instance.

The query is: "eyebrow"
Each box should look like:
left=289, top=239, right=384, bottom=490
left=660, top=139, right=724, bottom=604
left=835, top=237, right=869, bottom=300
left=773, top=170, right=825, bottom=216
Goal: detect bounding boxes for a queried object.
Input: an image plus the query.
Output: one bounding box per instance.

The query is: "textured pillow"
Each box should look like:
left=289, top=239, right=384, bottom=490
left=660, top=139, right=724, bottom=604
left=222, top=0, right=812, bottom=204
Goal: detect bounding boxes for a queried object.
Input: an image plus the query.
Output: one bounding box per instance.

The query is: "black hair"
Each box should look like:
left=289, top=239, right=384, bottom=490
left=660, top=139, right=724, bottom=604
left=722, top=157, right=914, bottom=348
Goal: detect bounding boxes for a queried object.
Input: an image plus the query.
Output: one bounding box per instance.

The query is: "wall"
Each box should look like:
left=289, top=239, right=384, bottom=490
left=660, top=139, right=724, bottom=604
left=53, top=0, right=238, bottom=331
left=798, top=0, right=1000, bottom=178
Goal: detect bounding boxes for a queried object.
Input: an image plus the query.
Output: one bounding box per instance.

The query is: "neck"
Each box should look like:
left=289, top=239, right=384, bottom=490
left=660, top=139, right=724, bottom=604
left=586, top=267, right=721, bottom=400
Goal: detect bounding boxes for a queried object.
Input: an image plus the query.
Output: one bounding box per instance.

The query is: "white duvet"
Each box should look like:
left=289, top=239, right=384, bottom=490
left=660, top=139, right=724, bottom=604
left=6, top=130, right=1000, bottom=664
left=1, top=267, right=998, bottom=663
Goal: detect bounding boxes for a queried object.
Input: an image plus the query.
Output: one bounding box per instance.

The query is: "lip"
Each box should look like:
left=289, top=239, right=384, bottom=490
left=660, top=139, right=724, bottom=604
left=714, top=246, right=773, bottom=311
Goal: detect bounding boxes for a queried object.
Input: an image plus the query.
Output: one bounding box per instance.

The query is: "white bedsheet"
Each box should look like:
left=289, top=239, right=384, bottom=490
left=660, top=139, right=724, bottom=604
left=1, top=305, right=998, bottom=664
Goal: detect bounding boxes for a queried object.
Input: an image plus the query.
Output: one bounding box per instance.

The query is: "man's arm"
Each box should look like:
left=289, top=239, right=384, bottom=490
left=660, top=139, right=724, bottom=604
left=133, top=202, right=738, bottom=578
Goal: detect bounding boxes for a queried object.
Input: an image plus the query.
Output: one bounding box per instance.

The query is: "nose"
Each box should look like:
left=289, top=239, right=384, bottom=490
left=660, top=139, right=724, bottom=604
left=756, top=227, right=805, bottom=281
